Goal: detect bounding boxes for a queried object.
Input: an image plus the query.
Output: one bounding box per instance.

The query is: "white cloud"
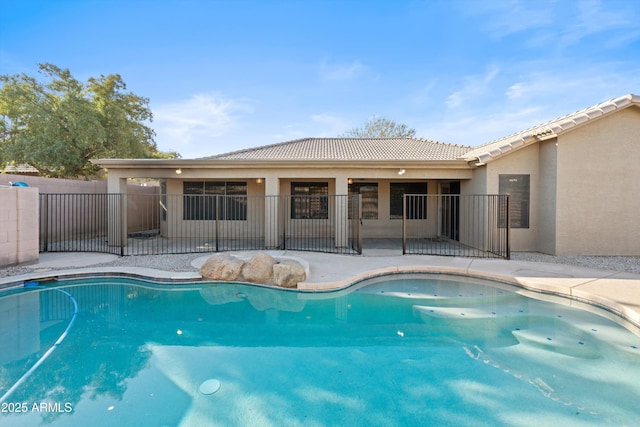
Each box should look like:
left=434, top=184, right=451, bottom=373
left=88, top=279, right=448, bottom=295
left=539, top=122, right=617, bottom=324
left=505, top=82, right=527, bottom=99
left=153, top=93, right=253, bottom=156
left=558, top=0, right=637, bottom=47
left=465, top=0, right=640, bottom=50
left=423, top=59, right=640, bottom=147
left=419, top=106, right=548, bottom=147
left=408, top=80, right=438, bottom=105
left=310, top=113, right=350, bottom=134
left=462, top=0, right=553, bottom=38
left=271, top=113, right=349, bottom=141
left=503, top=64, right=639, bottom=105
left=271, top=125, right=306, bottom=141
left=319, top=58, right=366, bottom=81
left=446, top=64, right=500, bottom=108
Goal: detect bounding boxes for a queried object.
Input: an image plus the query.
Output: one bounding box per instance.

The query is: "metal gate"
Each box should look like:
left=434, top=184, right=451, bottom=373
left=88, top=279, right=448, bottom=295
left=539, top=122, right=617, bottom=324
left=402, top=194, right=510, bottom=259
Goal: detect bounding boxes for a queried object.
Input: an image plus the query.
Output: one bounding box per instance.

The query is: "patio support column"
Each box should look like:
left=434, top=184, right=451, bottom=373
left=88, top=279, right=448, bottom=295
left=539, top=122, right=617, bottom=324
left=335, top=175, right=349, bottom=248
left=264, top=175, right=280, bottom=249
left=107, top=173, right=128, bottom=251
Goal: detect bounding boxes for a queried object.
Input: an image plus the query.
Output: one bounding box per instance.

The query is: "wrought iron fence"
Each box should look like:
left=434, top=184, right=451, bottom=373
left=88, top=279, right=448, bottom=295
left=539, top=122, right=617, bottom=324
left=402, top=194, right=510, bottom=259
left=39, top=193, right=362, bottom=256
left=38, top=193, right=506, bottom=258
left=39, top=193, right=118, bottom=254
left=283, top=194, right=361, bottom=254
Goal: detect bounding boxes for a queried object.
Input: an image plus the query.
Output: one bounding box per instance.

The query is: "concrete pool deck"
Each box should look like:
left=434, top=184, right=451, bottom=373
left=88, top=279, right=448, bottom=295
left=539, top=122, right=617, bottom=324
left=1, top=250, right=639, bottom=332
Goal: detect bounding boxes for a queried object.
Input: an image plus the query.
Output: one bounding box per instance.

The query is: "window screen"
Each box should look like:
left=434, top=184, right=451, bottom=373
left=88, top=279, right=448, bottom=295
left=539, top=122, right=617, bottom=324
left=348, top=183, right=378, bottom=219
left=499, top=174, right=530, bottom=228
left=291, top=182, right=329, bottom=219
left=390, top=182, right=427, bottom=219
left=183, top=181, right=247, bottom=220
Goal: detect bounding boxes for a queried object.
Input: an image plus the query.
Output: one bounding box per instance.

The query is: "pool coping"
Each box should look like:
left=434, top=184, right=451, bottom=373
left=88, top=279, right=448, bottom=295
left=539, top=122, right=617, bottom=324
left=1, top=253, right=639, bottom=333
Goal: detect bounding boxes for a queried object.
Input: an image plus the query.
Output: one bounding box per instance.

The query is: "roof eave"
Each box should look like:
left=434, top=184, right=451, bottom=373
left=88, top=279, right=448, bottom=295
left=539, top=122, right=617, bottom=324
left=93, top=158, right=471, bottom=170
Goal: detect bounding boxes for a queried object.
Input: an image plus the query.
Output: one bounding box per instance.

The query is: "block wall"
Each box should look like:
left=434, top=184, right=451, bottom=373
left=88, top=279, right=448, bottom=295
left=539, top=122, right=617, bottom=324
left=0, top=187, right=39, bottom=267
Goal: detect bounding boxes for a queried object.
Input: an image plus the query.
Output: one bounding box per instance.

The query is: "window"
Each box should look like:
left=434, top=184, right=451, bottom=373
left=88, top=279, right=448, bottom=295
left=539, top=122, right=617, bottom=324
left=348, top=183, right=378, bottom=219
left=390, top=182, right=427, bottom=219
left=291, top=182, right=328, bottom=219
left=499, top=174, right=530, bottom=228
left=183, top=181, right=247, bottom=220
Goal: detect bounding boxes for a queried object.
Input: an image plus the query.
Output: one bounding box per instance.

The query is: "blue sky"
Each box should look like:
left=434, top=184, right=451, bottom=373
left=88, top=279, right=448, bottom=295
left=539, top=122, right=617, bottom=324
left=1, top=0, right=639, bottom=158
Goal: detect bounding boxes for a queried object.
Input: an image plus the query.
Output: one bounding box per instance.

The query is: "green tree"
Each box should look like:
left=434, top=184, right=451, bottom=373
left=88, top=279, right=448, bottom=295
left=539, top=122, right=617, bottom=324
left=340, top=115, right=416, bottom=138
left=0, top=63, right=178, bottom=178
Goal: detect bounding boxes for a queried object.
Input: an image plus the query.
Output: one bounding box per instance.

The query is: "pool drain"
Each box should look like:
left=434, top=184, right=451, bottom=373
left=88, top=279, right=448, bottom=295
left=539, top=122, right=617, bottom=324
left=199, top=379, right=221, bottom=395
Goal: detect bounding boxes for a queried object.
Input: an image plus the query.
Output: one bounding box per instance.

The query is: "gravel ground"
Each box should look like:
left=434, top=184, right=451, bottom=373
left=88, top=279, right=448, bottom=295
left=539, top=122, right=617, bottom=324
left=509, top=253, right=640, bottom=274
left=1, top=252, right=639, bottom=278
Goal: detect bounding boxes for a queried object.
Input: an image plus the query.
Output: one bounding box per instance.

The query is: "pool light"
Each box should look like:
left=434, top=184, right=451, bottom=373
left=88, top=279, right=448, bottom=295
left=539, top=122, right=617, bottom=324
left=199, top=379, right=221, bottom=395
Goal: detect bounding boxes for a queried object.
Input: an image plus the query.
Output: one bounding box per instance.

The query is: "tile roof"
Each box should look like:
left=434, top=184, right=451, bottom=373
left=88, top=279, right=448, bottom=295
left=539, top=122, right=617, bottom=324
left=462, top=94, right=640, bottom=164
left=2, top=163, right=39, bottom=174
left=203, top=137, right=471, bottom=162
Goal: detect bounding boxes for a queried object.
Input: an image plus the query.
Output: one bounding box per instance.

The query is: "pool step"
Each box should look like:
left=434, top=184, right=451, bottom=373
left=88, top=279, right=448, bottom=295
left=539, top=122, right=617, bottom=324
left=511, top=327, right=599, bottom=359
left=414, top=305, right=507, bottom=320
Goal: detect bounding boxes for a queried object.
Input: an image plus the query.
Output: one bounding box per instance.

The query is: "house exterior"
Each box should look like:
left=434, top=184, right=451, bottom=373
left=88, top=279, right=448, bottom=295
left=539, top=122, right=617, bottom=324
left=462, top=94, right=640, bottom=256
left=95, top=94, right=640, bottom=256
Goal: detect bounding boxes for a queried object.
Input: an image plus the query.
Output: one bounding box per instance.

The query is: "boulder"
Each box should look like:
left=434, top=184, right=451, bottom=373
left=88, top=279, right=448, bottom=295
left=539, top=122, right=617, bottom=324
left=272, top=259, right=306, bottom=288
left=241, top=252, right=277, bottom=284
left=199, top=253, right=244, bottom=281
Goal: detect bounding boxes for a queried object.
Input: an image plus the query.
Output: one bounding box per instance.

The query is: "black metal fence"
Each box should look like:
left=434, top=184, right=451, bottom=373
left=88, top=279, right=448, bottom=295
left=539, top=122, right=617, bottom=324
left=39, top=193, right=507, bottom=258
left=402, top=194, right=510, bottom=259
left=39, top=193, right=118, bottom=254
left=39, top=193, right=362, bottom=256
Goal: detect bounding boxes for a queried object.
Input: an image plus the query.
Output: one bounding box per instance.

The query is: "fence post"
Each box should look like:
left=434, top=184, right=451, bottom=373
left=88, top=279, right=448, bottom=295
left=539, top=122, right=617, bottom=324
left=357, top=194, right=363, bottom=254
left=119, top=193, right=126, bottom=256
left=41, top=194, right=49, bottom=252
left=335, top=193, right=349, bottom=249
left=402, top=194, right=406, bottom=254
left=506, top=195, right=511, bottom=260
left=281, top=195, right=287, bottom=250
left=215, top=195, right=220, bottom=251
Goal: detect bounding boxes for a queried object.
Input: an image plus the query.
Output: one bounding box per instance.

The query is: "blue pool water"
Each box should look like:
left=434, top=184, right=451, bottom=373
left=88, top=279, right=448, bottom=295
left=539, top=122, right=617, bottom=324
left=1, top=273, right=639, bottom=426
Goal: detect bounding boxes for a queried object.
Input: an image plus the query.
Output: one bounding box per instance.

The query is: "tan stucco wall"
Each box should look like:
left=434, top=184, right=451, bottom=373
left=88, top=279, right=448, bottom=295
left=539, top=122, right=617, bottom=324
left=555, top=106, right=640, bottom=255
left=0, top=187, right=39, bottom=267
left=160, top=178, right=266, bottom=239
left=462, top=168, right=486, bottom=195
left=456, top=106, right=640, bottom=256
left=104, top=164, right=471, bottom=191
left=159, top=176, right=441, bottom=240
left=482, top=143, right=540, bottom=252
left=538, top=139, right=558, bottom=254
left=460, top=169, right=489, bottom=250
left=278, top=178, right=439, bottom=238
left=103, top=164, right=468, bottom=242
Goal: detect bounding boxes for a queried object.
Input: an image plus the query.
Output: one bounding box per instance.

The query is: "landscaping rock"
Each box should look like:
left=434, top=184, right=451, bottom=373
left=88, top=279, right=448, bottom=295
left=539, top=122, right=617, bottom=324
left=272, top=259, right=306, bottom=288
left=199, top=253, right=244, bottom=281
left=241, top=252, right=277, bottom=283
left=198, top=252, right=306, bottom=288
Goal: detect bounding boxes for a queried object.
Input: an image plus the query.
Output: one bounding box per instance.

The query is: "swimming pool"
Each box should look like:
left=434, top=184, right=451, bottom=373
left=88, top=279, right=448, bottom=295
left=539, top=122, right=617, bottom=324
left=1, top=273, right=639, bottom=426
